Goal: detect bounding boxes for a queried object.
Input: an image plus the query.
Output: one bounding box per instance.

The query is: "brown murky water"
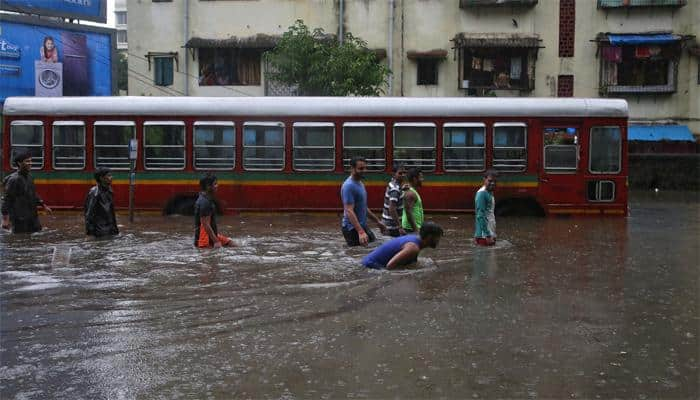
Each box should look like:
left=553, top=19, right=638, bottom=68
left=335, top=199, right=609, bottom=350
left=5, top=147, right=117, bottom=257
left=1, top=192, right=698, bottom=399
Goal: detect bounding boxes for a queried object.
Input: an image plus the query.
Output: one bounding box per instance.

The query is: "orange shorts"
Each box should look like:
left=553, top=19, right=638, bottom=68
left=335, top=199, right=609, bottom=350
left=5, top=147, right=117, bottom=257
left=197, top=226, right=232, bottom=248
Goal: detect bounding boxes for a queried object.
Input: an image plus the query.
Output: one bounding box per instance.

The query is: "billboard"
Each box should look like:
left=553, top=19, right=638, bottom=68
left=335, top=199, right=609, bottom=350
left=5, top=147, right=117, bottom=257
left=1, top=0, right=107, bottom=24
left=0, top=14, right=115, bottom=102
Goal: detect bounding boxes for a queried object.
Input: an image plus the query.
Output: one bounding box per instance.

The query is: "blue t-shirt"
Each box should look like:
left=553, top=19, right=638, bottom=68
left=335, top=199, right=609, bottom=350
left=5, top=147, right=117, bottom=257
left=341, top=176, right=367, bottom=231
left=362, top=235, right=421, bottom=269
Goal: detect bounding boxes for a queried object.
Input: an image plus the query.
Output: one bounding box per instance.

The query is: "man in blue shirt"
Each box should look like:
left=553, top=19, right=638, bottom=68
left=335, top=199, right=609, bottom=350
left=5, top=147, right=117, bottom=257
left=341, top=156, right=386, bottom=246
left=362, top=222, right=443, bottom=269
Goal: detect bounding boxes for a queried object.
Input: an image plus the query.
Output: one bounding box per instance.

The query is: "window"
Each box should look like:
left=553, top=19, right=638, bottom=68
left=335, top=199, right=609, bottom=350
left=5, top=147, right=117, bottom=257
left=94, top=121, right=135, bottom=170
left=115, top=11, right=127, bottom=25
left=154, top=57, right=173, bottom=86
left=443, top=123, right=486, bottom=172
left=117, top=30, right=128, bottom=45
left=463, top=49, right=531, bottom=91
left=194, top=122, right=235, bottom=170
left=53, top=121, right=85, bottom=170
left=589, top=126, right=621, bottom=174
left=144, top=122, right=185, bottom=170
left=493, top=123, right=527, bottom=172
left=544, top=127, right=578, bottom=172
left=600, top=42, right=679, bottom=94
left=393, top=123, right=436, bottom=171
left=243, top=122, right=284, bottom=170
left=342, top=122, right=385, bottom=171
left=597, top=0, right=686, bottom=8
left=198, top=48, right=261, bottom=86
left=587, top=181, right=615, bottom=202
left=417, top=59, right=438, bottom=85
left=10, top=121, right=43, bottom=170
left=293, top=123, right=335, bottom=171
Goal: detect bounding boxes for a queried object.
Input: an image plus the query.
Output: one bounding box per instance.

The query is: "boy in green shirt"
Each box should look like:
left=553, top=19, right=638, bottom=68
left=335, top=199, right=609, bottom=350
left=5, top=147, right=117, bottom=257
left=402, top=167, right=424, bottom=233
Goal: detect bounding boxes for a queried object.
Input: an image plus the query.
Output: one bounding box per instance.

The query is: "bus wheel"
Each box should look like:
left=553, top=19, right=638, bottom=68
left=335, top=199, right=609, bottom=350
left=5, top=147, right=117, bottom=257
left=164, top=195, right=197, bottom=216
left=496, top=198, right=544, bottom=217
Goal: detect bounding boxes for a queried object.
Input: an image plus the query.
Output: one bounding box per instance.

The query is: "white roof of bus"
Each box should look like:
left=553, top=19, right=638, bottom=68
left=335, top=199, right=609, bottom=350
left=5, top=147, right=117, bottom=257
left=2, top=96, right=628, bottom=118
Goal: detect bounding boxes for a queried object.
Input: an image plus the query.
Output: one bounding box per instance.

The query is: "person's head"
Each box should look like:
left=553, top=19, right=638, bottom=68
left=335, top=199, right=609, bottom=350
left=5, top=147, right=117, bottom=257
left=350, top=156, right=367, bottom=180
left=484, top=169, right=498, bottom=192
left=392, top=161, right=407, bottom=183
left=13, top=151, right=32, bottom=172
left=199, top=173, right=218, bottom=194
left=94, top=167, right=112, bottom=187
left=406, top=167, right=423, bottom=189
left=43, top=36, right=55, bottom=51
left=419, top=222, right=443, bottom=249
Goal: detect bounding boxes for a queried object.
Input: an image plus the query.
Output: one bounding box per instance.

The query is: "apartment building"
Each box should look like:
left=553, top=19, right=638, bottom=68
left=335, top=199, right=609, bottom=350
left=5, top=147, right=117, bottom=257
left=127, top=0, right=699, bottom=134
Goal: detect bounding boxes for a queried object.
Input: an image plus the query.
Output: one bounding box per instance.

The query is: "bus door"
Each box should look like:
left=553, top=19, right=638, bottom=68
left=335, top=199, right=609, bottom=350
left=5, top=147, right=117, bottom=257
left=538, top=126, right=582, bottom=205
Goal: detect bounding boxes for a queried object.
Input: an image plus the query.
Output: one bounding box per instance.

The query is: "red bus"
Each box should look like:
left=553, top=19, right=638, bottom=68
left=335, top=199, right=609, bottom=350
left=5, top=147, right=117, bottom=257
left=1, top=96, right=628, bottom=216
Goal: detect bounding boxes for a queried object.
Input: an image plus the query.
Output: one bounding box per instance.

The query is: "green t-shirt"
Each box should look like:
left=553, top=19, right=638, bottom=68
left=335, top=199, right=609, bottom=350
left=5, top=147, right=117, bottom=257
left=401, top=187, right=423, bottom=231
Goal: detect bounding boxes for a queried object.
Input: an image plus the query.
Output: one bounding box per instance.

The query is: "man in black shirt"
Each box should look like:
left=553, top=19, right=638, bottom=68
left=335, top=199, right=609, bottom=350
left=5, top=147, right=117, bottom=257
left=1, top=151, right=52, bottom=233
left=194, top=173, right=233, bottom=248
left=84, top=167, right=119, bottom=238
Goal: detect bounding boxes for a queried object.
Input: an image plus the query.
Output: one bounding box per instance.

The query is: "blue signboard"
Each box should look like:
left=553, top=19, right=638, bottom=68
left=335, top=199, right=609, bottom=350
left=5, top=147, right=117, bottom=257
left=0, top=19, right=113, bottom=102
left=1, top=0, right=106, bottom=24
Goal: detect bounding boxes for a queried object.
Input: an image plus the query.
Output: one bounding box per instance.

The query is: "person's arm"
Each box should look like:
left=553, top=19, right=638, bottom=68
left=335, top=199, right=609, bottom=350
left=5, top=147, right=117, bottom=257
left=475, top=191, right=492, bottom=239
left=404, top=190, right=418, bottom=232
left=33, top=185, right=51, bottom=214
left=200, top=215, right=221, bottom=248
left=84, top=189, right=97, bottom=236
left=343, top=203, right=369, bottom=245
left=386, top=242, right=420, bottom=270
left=366, top=207, right=386, bottom=233
left=1, top=178, right=16, bottom=229
left=388, top=198, right=405, bottom=235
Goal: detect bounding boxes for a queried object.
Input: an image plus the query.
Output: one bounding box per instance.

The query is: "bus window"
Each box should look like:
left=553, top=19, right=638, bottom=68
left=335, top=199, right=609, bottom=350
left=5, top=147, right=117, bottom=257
left=144, top=121, right=186, bottom=170
left=10, top=121, right=44, bottom=169
left=443, top=123, right=485, bottom=172
left=342, top=122, right=385, bottom=171
left=493, top=123, right=527, bottom=172
left=194, top=122, right=235, bottom=170
left=590, top=126, right=621, bottom=174
left=293, top=122, right=335, bottom=171
left=53, top=121, right=85, bottom=170
left=393, top=123, right=436, bottom=172
left=544, top=127, right=578, bottom=172
left=243, top=122, right=285, bottom=171
left=94, top=121, right=135, bottom=170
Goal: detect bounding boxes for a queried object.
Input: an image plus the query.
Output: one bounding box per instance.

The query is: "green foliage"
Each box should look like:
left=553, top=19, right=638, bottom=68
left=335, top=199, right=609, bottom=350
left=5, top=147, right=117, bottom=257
left=264, top=20, right=391, bottom=96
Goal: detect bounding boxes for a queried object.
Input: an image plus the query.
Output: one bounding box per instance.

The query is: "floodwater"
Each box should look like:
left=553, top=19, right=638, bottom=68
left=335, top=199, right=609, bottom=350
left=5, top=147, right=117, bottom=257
left=1, top=192, right=698, bottom=399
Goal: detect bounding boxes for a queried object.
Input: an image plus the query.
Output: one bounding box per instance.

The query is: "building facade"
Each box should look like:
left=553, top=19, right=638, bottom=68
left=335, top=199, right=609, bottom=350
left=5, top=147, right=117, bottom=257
left=115, top=0, right=128, bottom=51
left=127, top=0, right=699, bottom=134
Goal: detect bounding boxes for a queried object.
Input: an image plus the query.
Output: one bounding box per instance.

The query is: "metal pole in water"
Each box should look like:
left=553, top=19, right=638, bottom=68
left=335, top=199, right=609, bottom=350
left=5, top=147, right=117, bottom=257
left=128, top=139, right=138, bottom=223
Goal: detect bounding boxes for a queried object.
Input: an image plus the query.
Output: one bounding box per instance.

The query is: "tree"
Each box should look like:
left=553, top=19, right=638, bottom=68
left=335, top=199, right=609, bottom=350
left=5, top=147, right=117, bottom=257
left=264, top=20, right=391, bottom=96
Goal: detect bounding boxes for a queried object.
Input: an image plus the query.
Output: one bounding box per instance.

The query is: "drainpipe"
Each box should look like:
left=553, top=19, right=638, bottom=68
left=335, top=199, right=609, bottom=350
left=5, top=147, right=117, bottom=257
left=388, top=0, right=394, bottom=95
left=184, top=0, right=189, bottom=96
left=339, top=0, right=344, bottom=45
left=400, top=0, right=404, bottom=97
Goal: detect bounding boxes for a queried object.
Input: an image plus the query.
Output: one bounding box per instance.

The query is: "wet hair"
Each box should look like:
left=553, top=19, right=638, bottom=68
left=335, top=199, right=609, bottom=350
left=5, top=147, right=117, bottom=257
left=485, top=169, right=499, bottom=179
left=94, top=167, right=111, bottom=182
left=199, top=173, right=217, bottom=190
left=350, top=156, right=366, bottom=169
left=13, top=150, right=31, bottom=167
left=392, top=161, right=406, bottom=173
left=406, top=167, right=422, bottom=182
left=419, top=222, right=444, bottom=239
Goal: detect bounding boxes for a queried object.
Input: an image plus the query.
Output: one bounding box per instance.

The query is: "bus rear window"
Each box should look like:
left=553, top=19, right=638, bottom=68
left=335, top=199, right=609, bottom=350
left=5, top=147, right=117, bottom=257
left=10, top=121, right=44, bottom=170
left=393, top=123, right=436, bottom=172
left=493, top=123, right=527, bottom=172
left=544, top=127, right=578, bottom=172
left=342, top=122, right=385, bottom=171
left=94, top=121, right=135, bottom=170
left=53, top=122, right=85, bottom=170
left=590, top=126, right=621, bottom=174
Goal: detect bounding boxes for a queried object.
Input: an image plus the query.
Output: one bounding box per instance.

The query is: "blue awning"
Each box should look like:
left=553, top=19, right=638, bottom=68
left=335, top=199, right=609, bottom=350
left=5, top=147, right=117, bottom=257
left=608, top=34, right=680, bottom=46
left=629, top=125, right=695, bottom=142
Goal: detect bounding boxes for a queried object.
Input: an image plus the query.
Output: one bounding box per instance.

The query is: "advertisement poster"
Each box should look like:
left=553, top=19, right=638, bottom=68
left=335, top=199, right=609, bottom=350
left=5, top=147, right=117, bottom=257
left=1, top=0, right=106, bottom=24
left=0, top=17, right=114, bottom=102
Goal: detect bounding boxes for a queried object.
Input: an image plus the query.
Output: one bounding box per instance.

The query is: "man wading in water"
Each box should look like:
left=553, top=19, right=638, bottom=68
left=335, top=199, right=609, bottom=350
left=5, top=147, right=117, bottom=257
left=362, top=222, right=443, bottom=269
left=1, top=151, right=52, bottom=233
left=401, top=167, right=424, bottom=234
left=194, top=173, right=234, bottom=248
left=84, top=168, right=119, bottom=238
left=340, top=156, right=386, bottom=246
left=474, top=169, right=498, bottom=246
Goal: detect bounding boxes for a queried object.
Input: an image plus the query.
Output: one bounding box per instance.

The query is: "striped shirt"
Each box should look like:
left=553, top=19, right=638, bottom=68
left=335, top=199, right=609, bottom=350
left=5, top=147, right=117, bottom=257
left=381, top=179, right=404, bottom=230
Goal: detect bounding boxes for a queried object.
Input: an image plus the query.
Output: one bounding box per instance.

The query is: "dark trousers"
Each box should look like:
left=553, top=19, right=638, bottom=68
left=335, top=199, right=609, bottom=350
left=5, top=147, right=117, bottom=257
left=342, top=226, right=376, bottom=246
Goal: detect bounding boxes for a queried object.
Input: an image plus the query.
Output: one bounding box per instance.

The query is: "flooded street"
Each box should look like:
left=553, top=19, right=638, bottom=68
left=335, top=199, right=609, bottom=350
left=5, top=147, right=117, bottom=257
left=1, top=192, right=698, bottom=399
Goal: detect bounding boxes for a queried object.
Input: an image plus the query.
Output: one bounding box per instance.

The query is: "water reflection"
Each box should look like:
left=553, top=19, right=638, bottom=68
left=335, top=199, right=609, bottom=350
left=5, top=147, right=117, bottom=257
left=1, top=193, right=698, bottom=399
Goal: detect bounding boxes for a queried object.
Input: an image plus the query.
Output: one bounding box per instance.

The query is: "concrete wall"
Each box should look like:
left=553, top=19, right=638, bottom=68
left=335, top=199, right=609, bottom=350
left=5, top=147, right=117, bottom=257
left=127, top=0, right=699, bottom=133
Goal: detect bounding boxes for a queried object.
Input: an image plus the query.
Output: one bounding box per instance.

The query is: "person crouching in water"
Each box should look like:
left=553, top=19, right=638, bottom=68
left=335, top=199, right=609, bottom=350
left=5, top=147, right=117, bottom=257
left=474, top=169, right=497, bottom=246
left=362, top=221, right=443, bottom=270
left=195, top=173, right=234, bottom=248
left=84, top=167, right=119, bottom=237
